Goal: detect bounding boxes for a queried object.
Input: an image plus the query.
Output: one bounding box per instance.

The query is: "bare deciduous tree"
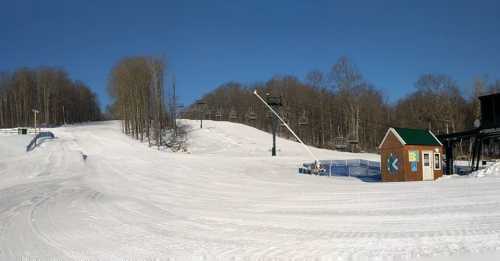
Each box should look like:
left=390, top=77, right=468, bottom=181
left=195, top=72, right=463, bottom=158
left=0, top=67, right=100, bottom=128
left=108, top=56, right=168, bottom=147
left=184, top=57, right=495, bottom=153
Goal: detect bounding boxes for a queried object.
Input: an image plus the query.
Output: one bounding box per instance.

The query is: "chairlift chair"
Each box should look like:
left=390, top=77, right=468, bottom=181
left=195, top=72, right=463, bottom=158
left=347, top=136, right=358, bottom=142
left=215, top=108, right=223, bottom=121
left=229, top=109, right=238, bottom=121
left=298, top=110, right=309, bottom=126
left=334, top=136, right=347, bottom=150
left=279, top=111, right=289, bottom=127
left=347, top=137, right=360, bottom=153
left=347, top=134, right=359, bottom=145
left=279, top=109, right=290, bottom=127
left=205, top=109, right=212, bottom=120
left=246, top=107, right=257, bottom=121
left=265, top=111, right=273, bottom=119
left=347, top=139, right=359, bottom=146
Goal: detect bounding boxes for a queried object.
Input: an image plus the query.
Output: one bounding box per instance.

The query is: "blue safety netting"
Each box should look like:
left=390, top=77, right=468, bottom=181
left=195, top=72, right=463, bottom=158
left=299, top=159, right=381, bottom=181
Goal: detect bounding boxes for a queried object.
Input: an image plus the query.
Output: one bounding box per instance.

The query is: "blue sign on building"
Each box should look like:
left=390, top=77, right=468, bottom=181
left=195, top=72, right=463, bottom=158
left=411, top=161, right=418, bottom=172
left=387, top=153, right=399, bottom=174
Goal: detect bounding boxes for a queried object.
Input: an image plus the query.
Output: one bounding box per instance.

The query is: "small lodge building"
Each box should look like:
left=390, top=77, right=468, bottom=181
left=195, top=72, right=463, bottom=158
left=379, top=127, right=443, bottom=182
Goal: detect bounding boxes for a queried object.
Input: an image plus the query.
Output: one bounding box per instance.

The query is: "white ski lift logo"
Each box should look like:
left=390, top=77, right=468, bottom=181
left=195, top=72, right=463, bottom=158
left=387, top=153, right=399, bottom=174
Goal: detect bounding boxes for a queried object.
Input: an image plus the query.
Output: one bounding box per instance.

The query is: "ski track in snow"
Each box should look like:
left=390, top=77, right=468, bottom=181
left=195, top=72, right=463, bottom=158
left=1, top=120, right=500, bottom=260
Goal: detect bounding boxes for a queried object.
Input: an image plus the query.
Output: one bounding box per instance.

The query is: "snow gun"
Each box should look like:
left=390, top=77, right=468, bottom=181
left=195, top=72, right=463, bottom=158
left=253, top=90, right=325, bottom=175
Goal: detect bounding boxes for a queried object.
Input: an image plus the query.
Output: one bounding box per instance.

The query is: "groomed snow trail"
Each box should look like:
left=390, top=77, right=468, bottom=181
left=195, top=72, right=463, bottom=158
left=1, top=120, right=500, bottom=260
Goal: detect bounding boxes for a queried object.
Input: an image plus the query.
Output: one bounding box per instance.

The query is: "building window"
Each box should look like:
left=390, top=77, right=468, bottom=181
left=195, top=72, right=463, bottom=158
left=424, top=153, right=430, bottom=167
left=434, top=153, right=441, bottom=170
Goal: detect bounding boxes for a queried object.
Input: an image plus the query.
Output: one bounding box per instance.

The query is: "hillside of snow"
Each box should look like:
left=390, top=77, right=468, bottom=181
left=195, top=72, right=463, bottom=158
left=183, top=119, right=378, bottom=160
left=1, top=120, right=500, bottom=260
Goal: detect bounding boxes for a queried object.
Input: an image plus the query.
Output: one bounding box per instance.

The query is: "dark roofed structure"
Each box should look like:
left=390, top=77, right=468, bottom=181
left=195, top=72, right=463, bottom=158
left=393, top=127, right=442, bottom=146
left=479, top=92, right=500, bottom=129
left=438, top=92, right=500, bottom=174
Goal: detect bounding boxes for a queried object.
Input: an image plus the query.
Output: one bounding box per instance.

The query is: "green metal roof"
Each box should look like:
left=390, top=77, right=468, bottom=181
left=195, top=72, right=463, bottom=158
left=393, top=127, right=441, bottom=146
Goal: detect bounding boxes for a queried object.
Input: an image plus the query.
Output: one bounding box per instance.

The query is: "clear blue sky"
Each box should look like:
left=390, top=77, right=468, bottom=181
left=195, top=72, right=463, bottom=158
left=1, top=0, right=499, bottom=109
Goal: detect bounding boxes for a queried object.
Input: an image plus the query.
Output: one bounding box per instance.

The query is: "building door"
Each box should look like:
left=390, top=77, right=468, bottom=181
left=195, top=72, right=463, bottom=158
left=422, top=151, right=434, bottom=180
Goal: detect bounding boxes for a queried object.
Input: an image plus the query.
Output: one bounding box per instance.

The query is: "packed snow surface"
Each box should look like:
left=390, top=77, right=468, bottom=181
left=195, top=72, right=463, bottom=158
left=1, top=120, right=500, bottom=260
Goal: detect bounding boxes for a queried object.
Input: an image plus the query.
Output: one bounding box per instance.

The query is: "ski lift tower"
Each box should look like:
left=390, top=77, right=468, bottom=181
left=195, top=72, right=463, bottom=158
left=266, top=93, right=282, bottom=156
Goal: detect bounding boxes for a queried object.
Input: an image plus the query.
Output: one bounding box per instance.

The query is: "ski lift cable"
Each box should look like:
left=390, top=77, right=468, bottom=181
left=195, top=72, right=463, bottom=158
left=253, top=90, right=320, bottom=165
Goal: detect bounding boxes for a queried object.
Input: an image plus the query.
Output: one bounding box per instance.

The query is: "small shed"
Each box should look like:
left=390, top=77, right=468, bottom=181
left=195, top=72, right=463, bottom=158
left=379, top=127, right=443, bottom=182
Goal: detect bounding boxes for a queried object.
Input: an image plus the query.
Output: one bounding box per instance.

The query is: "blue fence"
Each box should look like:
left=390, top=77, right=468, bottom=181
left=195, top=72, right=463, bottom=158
left=299, top=159, right=381, bottom=181
left=26, top=132, right=55, bottom=152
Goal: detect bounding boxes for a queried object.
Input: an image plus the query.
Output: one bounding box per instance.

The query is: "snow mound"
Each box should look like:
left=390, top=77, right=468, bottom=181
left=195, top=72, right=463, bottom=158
left=471, top=162, right=500, bottom=178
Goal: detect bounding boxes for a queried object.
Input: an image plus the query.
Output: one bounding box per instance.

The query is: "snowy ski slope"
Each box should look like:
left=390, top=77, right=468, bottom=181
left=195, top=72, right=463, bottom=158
left=1, top=120, right=500, bottom=260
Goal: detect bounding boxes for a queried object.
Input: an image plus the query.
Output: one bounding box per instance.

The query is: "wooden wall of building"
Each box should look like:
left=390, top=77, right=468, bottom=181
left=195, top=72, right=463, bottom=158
left=380, top=131, right=443, bottom=182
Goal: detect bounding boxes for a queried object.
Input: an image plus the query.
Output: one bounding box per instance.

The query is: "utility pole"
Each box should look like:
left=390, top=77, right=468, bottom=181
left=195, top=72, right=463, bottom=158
left=32, top=109, right=39, bottom=133
left=62, top=106, right=66, bottom=125
left=266, top=93, right=282, bottom=156
left=175, top=104, right=184, bottom=135
left=196, top=101, right=206, bottom=129
left=172, top=75, right=177, bottom=136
